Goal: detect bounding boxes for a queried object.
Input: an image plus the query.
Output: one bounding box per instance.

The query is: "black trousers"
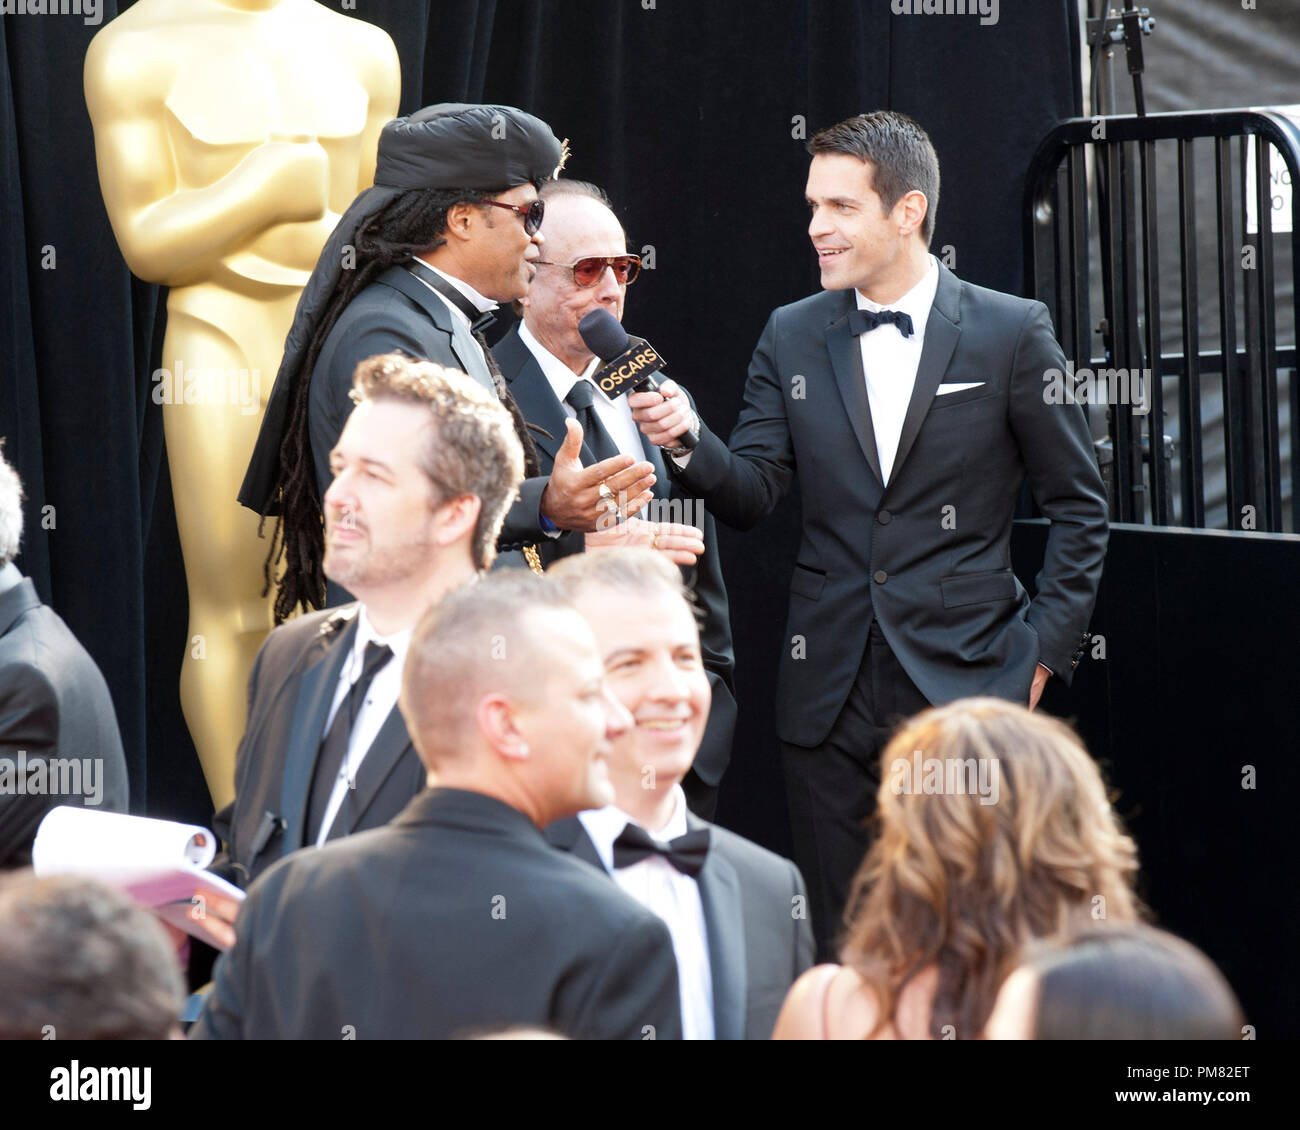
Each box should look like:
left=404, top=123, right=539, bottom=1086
left=780, top=619, right=929, bottom=963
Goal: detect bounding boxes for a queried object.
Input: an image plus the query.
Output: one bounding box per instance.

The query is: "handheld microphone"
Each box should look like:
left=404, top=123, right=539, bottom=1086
left=578, top=309, right=697, bottom=449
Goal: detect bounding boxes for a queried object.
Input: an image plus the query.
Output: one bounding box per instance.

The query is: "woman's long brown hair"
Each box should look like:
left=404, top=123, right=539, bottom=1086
left=841, top=698, right=1142, bottom=1038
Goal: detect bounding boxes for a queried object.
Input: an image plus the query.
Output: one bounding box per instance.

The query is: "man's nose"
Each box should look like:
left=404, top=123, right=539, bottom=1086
left=594, top=263, right=623, bottom=302
left=647, top=654, right=691, bottom=703
left=324, top=470, right=356, bottom=514
left=603, top=686, right=633, bottom=740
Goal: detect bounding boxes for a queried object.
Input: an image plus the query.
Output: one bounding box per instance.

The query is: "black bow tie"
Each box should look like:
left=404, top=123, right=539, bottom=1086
left=612, top=823, right=710, bottom=877
left=848, top=307, right=914, bottom=338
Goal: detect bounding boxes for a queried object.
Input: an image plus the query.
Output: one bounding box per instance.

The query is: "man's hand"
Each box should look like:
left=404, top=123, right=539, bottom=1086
left=628, top=379, right=697, bottom=448
left=1028, top=664, right=1051, bottom=711
left=159, top=888, right=242, bottom=959
left=540, top=418, right=656, bottom=532
left=585, top=516, right=705, bottom=565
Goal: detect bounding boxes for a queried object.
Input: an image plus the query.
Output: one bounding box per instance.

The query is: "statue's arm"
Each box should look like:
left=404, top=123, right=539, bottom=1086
left=84, top=32, right=330, bottom=286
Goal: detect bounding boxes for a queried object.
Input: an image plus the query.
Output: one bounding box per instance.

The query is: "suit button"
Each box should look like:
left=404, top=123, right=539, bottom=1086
left=877, top=509, right=892, bottom=525
left=873, top=570, right=888, bottom=584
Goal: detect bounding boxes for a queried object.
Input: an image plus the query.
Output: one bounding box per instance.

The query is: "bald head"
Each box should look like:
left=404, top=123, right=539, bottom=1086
left=398, top=571, right=628, bottom=824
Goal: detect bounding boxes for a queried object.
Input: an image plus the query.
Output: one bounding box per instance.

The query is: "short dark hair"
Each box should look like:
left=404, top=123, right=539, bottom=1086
left=808, top=111, right=940, bottom=246
left=0, top=873, right=185, bottom=1039
left=1018, top=923, right=1245, bottom=1040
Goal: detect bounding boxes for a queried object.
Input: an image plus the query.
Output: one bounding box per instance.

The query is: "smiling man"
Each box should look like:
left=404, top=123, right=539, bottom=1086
left=212, top=353, right=523, bottom=889
left=242, top=104, right=652, bottom=615
left=546, top=549, right=812, bottom=1039
left=194, top=569, right=683, bottom=1040
left=630, top=111, right=1108, bottom=960
left=496, top=179, right=737, bottom=817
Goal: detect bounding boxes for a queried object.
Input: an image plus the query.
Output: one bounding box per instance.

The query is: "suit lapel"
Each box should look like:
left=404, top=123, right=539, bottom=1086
left=278, top=612, right=359, bottom=854
left=688, top=812, right=747, bottom=1041
left=890, top=263, right=962, bottom=484
left=545, top=815, right=605, bottom=869
left=497, top=333, right=570, bottom=468
left=825, top=300, right=885, bottom=487
left=377, top=266, right=492, bottom=391
left=327, top=704, right=415, bottom=839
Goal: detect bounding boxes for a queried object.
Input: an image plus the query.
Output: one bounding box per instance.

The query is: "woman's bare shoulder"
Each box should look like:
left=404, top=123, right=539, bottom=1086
left=771, top=964, right=843, bottom=1039
left=772, top=964, right=883, bottom=1040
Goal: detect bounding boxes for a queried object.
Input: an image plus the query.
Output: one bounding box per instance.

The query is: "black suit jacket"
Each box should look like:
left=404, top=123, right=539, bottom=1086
left=194, top=788, right=683, bottom=1040
left=546, top=810, right=813, bottom=1039
left=496, top=326, right=737, bottom=786
left=211, top=603, right=424, bottom=888
left=305, top=263, right=550, bottom=582
left=0, top=576, right=129, bottom=866
left=674, top=264, right=1107, bottom=748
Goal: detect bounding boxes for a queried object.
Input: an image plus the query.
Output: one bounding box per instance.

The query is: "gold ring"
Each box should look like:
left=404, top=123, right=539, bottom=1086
left=651, top=523, right=661, bottom=550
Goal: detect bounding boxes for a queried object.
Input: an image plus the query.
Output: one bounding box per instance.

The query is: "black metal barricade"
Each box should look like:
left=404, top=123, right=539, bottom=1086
left=1023, top=110, right=1300, bottom=532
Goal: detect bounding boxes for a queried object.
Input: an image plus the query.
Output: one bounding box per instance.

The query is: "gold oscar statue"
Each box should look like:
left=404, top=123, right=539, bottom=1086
left=85, top=0, right=399, bottom=807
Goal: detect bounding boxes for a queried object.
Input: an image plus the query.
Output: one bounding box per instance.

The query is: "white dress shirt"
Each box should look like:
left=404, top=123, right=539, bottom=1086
left=518, top=320, right=648, bottom=461
left=409, top=257, right=498, bottom=329
left=313, top=608, right=412, bottom=846
left=579, top=785, right=715, bottom=1040
left=856, top=254, right=940, bottom=485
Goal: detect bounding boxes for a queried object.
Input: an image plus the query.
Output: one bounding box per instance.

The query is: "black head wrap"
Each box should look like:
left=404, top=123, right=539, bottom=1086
left=238, top=104, right=565, bottom=514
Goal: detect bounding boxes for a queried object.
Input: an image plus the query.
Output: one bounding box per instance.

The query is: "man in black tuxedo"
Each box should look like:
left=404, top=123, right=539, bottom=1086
left=213, top=353, right=524, bottom=888
left=241, top=104, right=656, bottom=615
left=0, top=450, right=128, bottom=866
left=496, top=179, right=736, bottom=817
left=193, top=570, right=682, bottom=1040
left=547, top=549, right=812, bottom=1038
left=632, top=112, right=1108, bottom=958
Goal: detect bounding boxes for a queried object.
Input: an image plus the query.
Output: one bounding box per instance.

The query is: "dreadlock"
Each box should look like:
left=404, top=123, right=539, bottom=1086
left=260, top=186, right=541, bottom=623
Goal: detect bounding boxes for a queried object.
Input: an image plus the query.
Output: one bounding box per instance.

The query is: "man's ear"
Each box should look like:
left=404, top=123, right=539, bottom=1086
left=477, top=694, right=530, bottom=762
left=445, top=201, right=479, bottom=243
left=434, top=493, right=482, bottom=548
left=895, top=189, right=929, bottom=241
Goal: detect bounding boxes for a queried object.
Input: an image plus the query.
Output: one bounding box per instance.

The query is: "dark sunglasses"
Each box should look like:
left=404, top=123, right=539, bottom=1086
left=534, top=254, right=642, bottom=287
left=482, top=198, right=545, bottom=235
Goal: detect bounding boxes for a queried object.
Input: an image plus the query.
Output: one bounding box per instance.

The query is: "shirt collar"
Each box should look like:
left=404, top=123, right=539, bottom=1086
left=351, top=604, right=413, bottom=675
left=855, top=253, right=939, bottom=328
left=411, top=258, right=499, bottom=328
left=578, top=784, right=689, bottom=872
left=517, top=320, right=603, bottom=406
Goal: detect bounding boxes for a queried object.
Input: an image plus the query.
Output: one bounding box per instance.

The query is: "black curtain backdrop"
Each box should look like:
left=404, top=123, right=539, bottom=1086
left=1, top=2, right=1081, bottom=845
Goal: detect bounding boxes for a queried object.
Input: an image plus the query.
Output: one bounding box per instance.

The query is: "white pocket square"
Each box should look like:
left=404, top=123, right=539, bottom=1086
left=935, top=382, right=986, bottom=395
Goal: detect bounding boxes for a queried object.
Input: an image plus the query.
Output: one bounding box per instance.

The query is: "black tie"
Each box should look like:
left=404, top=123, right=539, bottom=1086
left=565, top=378, right=622, bottom=466
left=305, top=641, right=392, bottom=843
left=612, top=823, right=711, bottom=878
left=848, top=307, right=914, bottom=338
